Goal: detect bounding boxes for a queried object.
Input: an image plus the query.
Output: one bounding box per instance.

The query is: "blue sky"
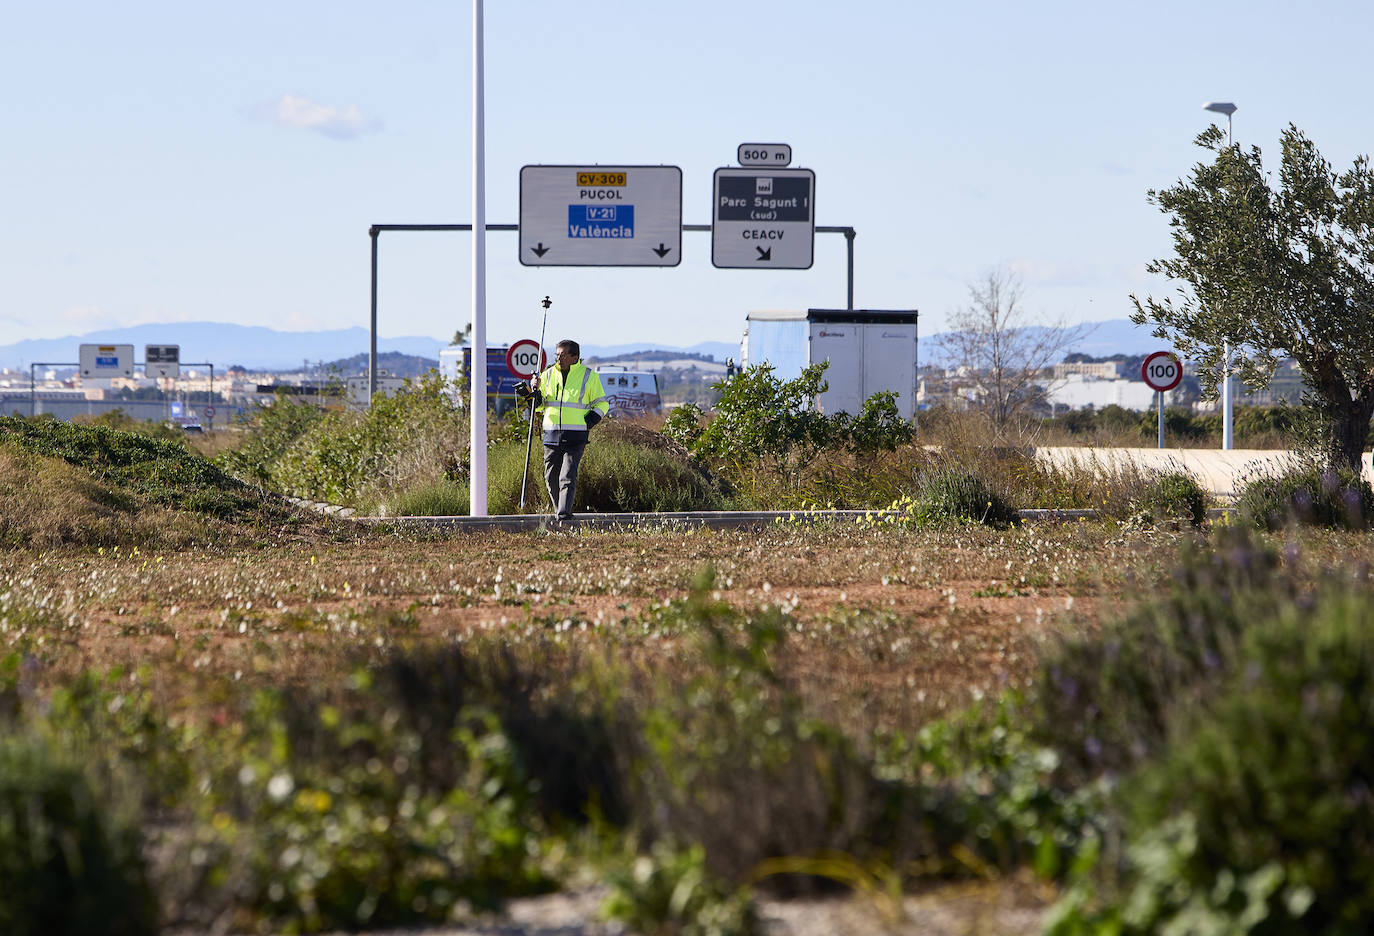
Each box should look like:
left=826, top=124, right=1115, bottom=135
left=3, top=0, right=1371, bottom=354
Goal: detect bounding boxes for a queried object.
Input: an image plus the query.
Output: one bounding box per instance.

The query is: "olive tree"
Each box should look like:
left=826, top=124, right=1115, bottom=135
left=1132, top=125, right=1374, bottom=473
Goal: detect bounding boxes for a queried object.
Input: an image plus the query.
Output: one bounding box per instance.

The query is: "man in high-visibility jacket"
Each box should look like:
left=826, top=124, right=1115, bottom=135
left=517, top=339, right=609, bottom=523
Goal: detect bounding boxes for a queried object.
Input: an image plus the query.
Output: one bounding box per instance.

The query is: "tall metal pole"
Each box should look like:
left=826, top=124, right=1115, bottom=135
left=1158, top=390, right=1165, bottom=449
left=845, top=229, right=855, bottom=311
left=1222, top=110, right=1234, bottom=450
left=469, top=0, right=489, bottom=517
left=369, top=228, right=379, bottom=403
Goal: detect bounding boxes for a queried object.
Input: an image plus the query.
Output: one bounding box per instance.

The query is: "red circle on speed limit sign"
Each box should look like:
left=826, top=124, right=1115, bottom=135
left=1141, top=351, right=1183, bottom=392
left=505, top=339, right=547, bottom=379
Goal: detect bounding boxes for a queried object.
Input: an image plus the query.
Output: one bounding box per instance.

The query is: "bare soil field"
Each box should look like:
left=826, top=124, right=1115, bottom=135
left=7, top=521, right=1182, bottom=727
left=9, top=519, right=1373, bottom=935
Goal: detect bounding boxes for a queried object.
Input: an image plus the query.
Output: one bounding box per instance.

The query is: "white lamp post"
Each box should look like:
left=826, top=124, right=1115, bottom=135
left=470, top=0, right=488, bottom=515
left=1204, top=101, right=1238, bottom=451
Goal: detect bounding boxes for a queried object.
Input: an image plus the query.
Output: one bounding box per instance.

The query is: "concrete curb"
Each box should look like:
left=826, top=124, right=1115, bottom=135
left=342, top=507, right=1233, bottom=533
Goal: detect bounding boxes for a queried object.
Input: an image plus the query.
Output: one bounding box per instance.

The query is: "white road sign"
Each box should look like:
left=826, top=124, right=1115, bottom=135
left=737, top=143, right=792, bottom=167
left=145, top=344, right=180, bottom=379
left=519, top=165, right=682, bottom=267
left=79, top=343, right=135, bottom=378
left=712, top=168, right=815, bottom=269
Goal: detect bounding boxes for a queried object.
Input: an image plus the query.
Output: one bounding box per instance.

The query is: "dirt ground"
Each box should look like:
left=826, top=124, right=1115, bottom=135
left=3, top=519, right=1209, bottom=935
left=5, top=520, right=1178, bottom=725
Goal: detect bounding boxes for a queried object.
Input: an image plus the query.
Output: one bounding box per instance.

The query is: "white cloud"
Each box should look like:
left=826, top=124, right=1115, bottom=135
left=272, top=94, right=380, bottom=140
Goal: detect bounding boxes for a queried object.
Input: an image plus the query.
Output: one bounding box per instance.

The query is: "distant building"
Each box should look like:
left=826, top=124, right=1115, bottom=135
left=1053, top=361, right=1123, bottom=380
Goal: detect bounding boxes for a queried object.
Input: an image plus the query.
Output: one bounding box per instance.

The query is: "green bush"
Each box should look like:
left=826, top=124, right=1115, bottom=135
left=1131, top=470, right=1210, bottom=526
left=1236, top=462, right=1374, bottom=530
left=215, top=393, right=328, bottom=485
left=258, top=374, right=468, bottom=508
left=604, top=841, right=759, bottom=936
left=1032, top=529, right=1289, bottom=780
left=688, top=363, right=913, bottom=503
left=0, top=415, right=293, bottom=528
left=908, top=463, right=1018, bottom=526
left=661, top=402, right=707, bottom=449
left=0, top=733, right=158, bottom=936
left=1048, top=579, right=1374, bottom=935
left=575, top=436, right=731, bottom=513
left=615, top=572, right=1094, bottom=890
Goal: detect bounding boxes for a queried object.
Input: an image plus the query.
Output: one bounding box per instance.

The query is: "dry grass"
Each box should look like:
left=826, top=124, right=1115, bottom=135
left=0, top=447, right=217, bottom=550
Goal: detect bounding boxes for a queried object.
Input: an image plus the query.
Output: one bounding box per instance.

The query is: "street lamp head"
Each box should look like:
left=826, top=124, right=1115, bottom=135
left=1203, top=102, right=1238, bottom=116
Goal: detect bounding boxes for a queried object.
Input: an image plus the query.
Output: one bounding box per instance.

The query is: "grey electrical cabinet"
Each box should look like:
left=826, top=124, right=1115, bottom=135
left=741, top=309, right=919, bottom=419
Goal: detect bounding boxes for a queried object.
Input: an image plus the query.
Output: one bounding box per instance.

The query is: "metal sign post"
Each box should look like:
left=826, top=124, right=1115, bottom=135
left=1141, top=351, right=1183, bottom=449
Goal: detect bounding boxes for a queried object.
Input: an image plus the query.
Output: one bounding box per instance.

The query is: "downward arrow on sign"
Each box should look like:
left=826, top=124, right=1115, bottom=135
left=530, top=243, right=550, bottom=257
left=653, top=243, right=672, bottom=258
left=755, top=246, right=772, bottom=261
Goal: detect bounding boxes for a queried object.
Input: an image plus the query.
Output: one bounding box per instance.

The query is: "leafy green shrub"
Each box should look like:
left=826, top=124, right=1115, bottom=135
left=900, top=463, right=1019, bottom=526
left=0, top=733, right=158, bottom=936
left=201, top=704, right=550, bottom=931
left=1033, top=529, right=1290, bottom=780
left=178, top=664, right=563, bottom=932
left=1048, top=580, right=1374, bottom=935
left=575, top=435, right=730, bottom=513
left=691, top=363, right=838, bottom=493
left=1236, top=461, right=1374, bottom=530
left=686, top=363, right=913, bottom=506
left=1130, top=470, right=1209, bottom=526
left=215, top=393, right=328, bottom=485
left=479, top=425, right=729, bottom=515
left=661, top=402, right=707, bottom=449
left=252, top=374, right=467, bottom=508
left=0, top=415, right=298, bottom=536
left=616, top=572, right=1094, bottom=891
left=833, top=390, right=914, bottom=455
left=604, top=841, right=759, bottom=936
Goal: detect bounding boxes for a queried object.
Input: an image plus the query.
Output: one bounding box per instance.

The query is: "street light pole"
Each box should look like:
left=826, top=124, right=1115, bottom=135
left=1204, top=101, right=1238, bottom=451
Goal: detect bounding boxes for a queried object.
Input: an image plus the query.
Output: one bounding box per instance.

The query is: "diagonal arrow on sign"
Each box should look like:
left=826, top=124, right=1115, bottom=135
left=755, top=246, right=772, bottom=261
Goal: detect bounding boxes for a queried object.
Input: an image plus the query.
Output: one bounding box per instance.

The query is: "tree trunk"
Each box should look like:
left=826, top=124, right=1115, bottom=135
left=1307, top=354, right=1371, bottom=476
left=1334, top=391, right=1374, bottom=477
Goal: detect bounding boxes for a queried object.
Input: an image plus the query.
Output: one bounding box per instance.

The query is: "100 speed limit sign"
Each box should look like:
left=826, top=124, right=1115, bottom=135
left=505, top=340, right=547, bottom=380
left=1141, top=351, right=1183, bottom=392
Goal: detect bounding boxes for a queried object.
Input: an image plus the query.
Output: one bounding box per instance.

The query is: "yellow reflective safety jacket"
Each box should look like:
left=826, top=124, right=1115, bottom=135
left=536, top=362, right=609, bottom=444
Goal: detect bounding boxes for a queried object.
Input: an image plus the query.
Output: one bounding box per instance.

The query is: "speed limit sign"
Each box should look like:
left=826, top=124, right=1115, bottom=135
left=505, top=339, right=547, bottom=380
left=1141, top=351, right=1183, bottom=392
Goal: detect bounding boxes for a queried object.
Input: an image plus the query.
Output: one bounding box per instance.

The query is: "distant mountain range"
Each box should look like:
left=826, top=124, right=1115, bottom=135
left=0, top=322, right=741, bottom=372
left=0, top=318, right=1166, bottom=372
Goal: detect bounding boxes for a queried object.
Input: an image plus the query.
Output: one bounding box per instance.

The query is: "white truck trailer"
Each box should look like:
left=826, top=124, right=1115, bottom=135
left=741, top=309, right=919, bottom=419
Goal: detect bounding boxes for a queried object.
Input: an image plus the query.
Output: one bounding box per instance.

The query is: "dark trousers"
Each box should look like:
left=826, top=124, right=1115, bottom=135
left=543, top=439, right=586, bottom=521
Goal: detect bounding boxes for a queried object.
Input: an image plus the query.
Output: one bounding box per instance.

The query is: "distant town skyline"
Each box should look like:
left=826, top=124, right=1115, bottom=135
left=5, top=0, right=1371, bottom=353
